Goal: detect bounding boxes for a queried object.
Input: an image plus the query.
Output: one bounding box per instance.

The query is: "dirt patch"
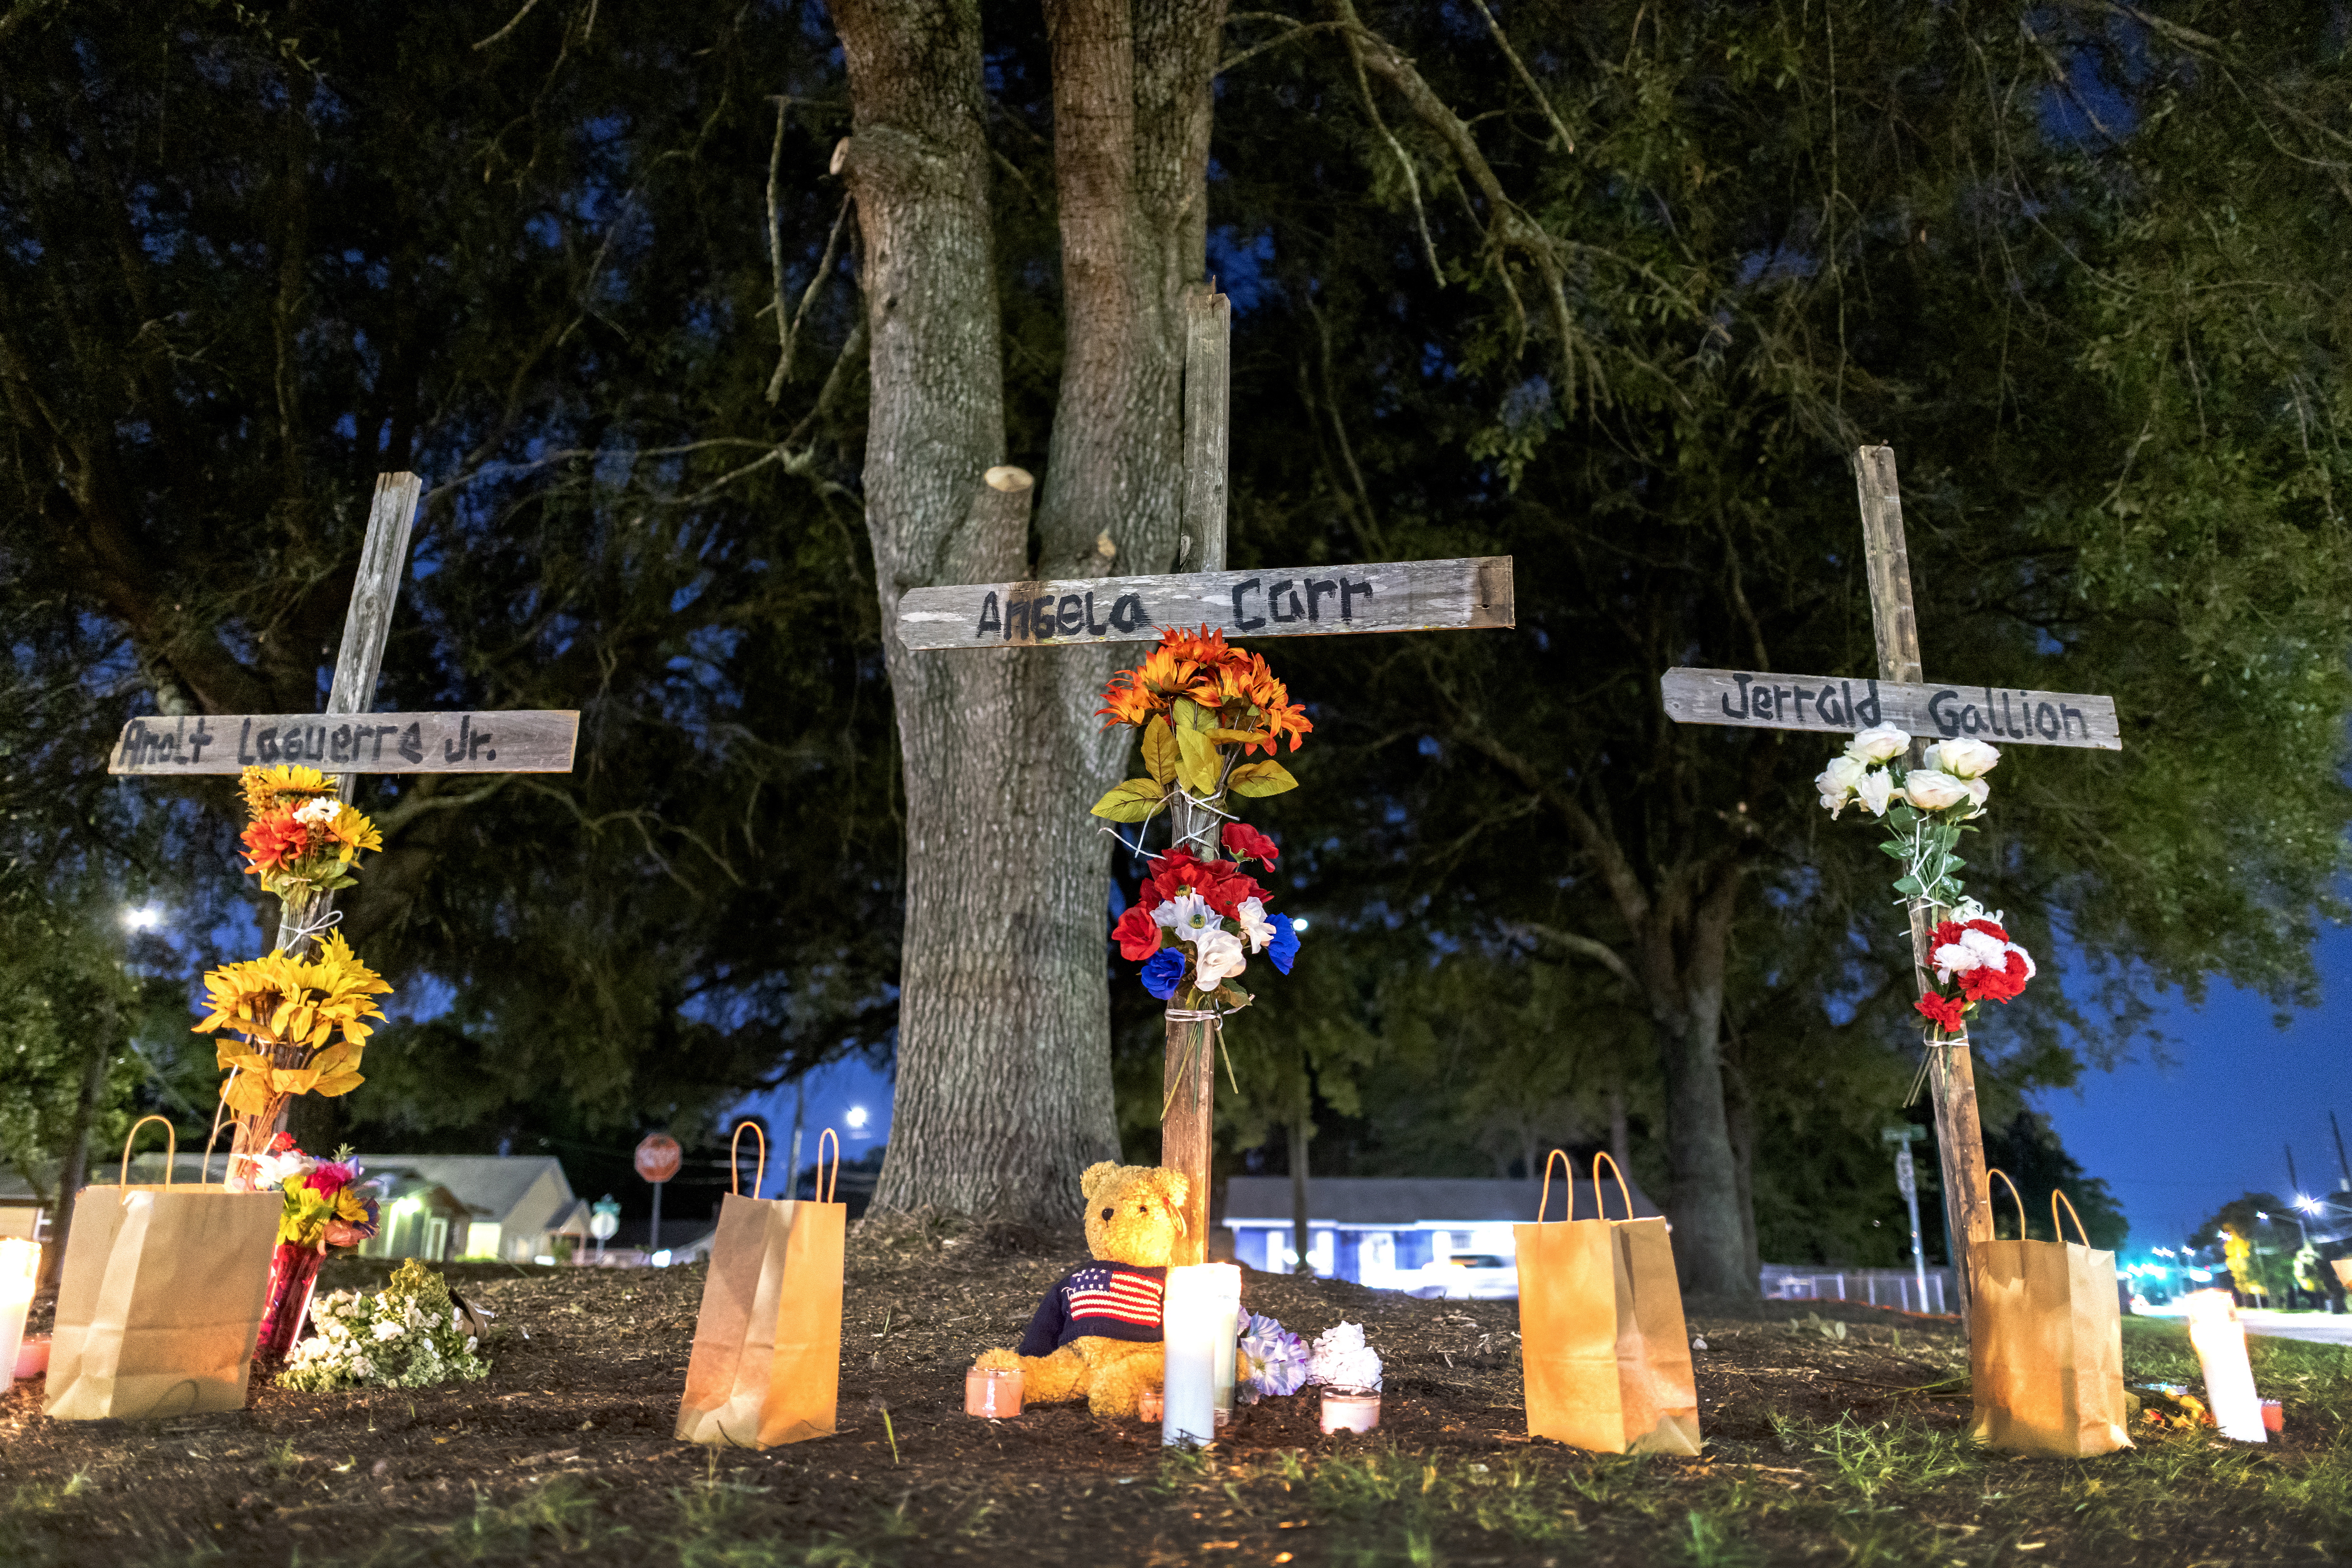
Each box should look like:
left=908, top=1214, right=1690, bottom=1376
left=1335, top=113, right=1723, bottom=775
left=0, top=1222, right=2340, bottom=1566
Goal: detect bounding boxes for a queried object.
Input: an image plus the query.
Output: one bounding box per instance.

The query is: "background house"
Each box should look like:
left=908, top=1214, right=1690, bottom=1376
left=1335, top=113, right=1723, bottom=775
left=355, top=1155, right=588, bottom=1264
left=1223, top=1175, right=1662, bottom=1291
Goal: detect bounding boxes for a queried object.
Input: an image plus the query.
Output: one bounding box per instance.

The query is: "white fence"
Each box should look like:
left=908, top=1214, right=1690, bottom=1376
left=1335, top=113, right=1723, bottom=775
left=1761, top=1265, right=1954, bottom=1315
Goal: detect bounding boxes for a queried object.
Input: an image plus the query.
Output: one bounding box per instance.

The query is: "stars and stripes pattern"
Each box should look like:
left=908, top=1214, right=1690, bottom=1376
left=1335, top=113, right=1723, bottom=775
left=1064, top=1265, right=1164, bottom=1331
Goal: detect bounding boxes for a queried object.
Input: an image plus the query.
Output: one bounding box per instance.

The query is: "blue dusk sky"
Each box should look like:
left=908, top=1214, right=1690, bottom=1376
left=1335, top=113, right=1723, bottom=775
left=2038, top=924, right=2352, bottom=1252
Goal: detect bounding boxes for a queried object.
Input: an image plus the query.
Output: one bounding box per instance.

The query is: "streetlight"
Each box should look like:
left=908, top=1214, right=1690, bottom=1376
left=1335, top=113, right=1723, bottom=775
left=845, top=1105, right=870, bottom=1131
left=121, top=905, right=162, bottom=931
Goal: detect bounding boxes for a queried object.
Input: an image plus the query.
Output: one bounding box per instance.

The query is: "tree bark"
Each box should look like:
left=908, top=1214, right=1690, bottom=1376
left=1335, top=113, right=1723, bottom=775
left=836, top=0, right=1225, bottom=1221
left=1288, top=1117, right=1311, bottom=1274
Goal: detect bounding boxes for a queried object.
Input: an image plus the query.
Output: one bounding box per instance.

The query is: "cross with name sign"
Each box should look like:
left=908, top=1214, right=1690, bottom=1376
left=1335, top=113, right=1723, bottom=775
left=895, top=286, right=1516, bottom=1262
left=103, top=471, right=579, bottom=1148
left=1659, top=447, right=2122, bottom=1322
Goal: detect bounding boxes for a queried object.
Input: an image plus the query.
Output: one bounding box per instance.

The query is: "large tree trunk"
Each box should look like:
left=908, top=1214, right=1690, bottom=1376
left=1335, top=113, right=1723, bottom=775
left=836, top=0, right=1225, bottom=1221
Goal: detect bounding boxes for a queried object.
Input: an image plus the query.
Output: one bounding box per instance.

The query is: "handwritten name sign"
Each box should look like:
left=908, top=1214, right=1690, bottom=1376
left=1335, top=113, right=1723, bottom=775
left=895, top=556, right=1514, bottom=651
left=107, top=711, right=581, bottom=775
left=1659, top=668, right=2120, bottom=751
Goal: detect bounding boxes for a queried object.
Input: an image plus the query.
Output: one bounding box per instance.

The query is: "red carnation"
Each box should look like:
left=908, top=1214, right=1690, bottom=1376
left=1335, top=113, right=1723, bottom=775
left=1914, top=990, right=1967, bottom=1034
left=306, top=1161, right=355, bottom=1194
left=1958, top=951, right=2031, bottom=1004
left=1112, top=903, right=1164, bottom=962
left=1222, top=822, right=1281, bottom=867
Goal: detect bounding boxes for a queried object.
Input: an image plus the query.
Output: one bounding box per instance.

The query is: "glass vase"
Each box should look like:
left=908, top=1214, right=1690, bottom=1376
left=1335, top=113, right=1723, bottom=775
left=257, top=1241, right=326, bottom=1361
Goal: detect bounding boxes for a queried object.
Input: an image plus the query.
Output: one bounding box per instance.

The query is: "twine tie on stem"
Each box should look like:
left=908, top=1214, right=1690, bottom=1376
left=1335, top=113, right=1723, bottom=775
left=1160, top=1005, right=1241, bottom=1117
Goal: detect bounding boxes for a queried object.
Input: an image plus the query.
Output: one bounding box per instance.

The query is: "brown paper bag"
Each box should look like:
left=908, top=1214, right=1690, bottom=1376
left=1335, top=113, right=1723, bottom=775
left=1515, top=1152, right=1702, bottom=1455
left=1969, top=1173, right=2132, bottom=1457
left=45, top=1117, right=279, bottom=1421
left=676, top=1124, right=846, bottom=1448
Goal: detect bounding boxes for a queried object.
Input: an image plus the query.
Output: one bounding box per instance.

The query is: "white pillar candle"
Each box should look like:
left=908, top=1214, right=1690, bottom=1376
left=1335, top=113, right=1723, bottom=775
left=2184, top=1289, right=2266, bottom=1443
left=0, top=1240, right=36, bottom=1384
left=1162, top=1263, right=1239, bottom=1447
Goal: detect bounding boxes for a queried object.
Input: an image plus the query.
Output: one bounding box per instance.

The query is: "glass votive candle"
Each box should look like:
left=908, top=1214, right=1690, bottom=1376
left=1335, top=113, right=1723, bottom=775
left=966, top=1364, right=1022, bottom=1418
left=1137, top=1386, right=1163, bottom=1423
left=1321, top=1388, right=1381, bottom=1434
left=2262, top=1399, right=2284, bottom=1435
left=14, top=1334, right=48, bottom=1381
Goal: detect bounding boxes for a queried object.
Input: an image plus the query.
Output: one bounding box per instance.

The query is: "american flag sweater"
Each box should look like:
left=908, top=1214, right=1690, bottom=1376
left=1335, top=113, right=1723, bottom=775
left=1016, top=1262, right=1166, bottom=1354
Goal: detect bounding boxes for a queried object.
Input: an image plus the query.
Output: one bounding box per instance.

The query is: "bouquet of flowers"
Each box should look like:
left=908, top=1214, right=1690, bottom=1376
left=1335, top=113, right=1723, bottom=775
left=1091, top=628, right=1310, bottom=1012
left=1814, top=727, right=2036, bottom=1038
left=243, top=1134, right=383, bottom=1360
left=1307, top=1320, right=1384, bottom=1393
left=196, top=765, right=396, bottom=1188
left=279, top=1260, right=491, bottom=1393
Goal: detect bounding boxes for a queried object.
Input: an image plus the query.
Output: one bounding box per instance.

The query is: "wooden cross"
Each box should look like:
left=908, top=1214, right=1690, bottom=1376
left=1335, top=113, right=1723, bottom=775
left=103, top=470, right=579, bottom=1160
left=896, top=287, right=1516, bottom=1264
left=1658, top=445, right=2123, bottom=1321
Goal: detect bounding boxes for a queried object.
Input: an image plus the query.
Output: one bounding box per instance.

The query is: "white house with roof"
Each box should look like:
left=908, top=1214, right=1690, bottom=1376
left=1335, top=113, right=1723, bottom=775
left=355, top=1155, right=589, bottom=1264
left=1222, top=1174, right=1662, bottom=1291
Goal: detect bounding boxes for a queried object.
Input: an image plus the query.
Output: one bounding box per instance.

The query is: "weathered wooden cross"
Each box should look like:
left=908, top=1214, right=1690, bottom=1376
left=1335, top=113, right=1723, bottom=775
left=895, top=287, right=1517, bottom=1262
left=105, top=470, right=580, bottom=1165
left=1658, top=446, right=2122, bottom=1320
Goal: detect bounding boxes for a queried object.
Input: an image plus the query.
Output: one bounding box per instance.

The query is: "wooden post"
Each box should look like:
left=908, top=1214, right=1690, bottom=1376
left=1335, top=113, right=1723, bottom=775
left=1162, top=284, right=1229, bottom=1266
left=1854, top=445, right=1991, bottom=1321
left=272, top=471, right=422, bottom=959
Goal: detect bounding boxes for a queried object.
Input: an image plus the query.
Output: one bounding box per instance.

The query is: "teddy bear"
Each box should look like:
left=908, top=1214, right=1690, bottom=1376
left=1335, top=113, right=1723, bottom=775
left=974, top=1161, right=1188, bottom=1418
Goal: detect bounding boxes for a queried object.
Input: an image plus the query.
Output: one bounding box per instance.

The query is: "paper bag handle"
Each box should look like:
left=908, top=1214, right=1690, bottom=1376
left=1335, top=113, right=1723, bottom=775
left=1535, top=1148, right=1577, bottom=1222
left=729, top=1120, right=768, bottom=1198
left=2051, top=1188, right=2091, bottom=1248
left=122, top=1115, right=177, bottom=1188
left=1590, top=1152, right=1633, bottom=1221
left=1988, top=1166, right=2027, bottom=1239
left=815, top=1128, right=841, bottom=1204
left=200, top=1088, right=236, bottom=1184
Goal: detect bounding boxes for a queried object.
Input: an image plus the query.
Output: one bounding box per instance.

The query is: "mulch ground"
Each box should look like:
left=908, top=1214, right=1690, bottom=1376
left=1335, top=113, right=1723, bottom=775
left=0, top=1215, right=2328, bottom=1565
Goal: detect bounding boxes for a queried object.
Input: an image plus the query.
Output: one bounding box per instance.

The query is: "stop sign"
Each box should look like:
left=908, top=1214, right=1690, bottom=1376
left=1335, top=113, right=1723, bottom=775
left=633, top=1133, right=682, bottom=1184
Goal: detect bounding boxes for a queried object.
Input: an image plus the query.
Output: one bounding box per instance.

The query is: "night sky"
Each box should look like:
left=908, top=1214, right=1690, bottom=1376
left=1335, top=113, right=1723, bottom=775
left=2038, top=924, right=2352, bottom=1256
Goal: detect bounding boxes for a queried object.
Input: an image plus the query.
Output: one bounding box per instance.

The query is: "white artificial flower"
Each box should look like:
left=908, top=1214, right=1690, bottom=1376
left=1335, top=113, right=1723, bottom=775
left=1156, top=891, right=1222, bottom=945
left=1932, top=928, right=2011, bottom=983
left=1814, top=755, right=1867, bottom=816
left=1856, top=769, right=1897, bottom=818
left=292, top=796, right=343, bottom=826
left=1234, top=898, right=1276, bottom=953
left=372, top=1318, right=406, bottom=1342
left=1308, top=1321, right=1384, bottom=1392
left=1950, top=898, right=2006, bottom=926
left=1922, top=738, right=2000, bottom=779
left=1963, top=777, right=1990, bottom=817
left=1194, top=928, right=1248, bottom=987
left=1902, top=770, right=1970, bottom=811
left=466, top=1337, right=478, bottom=1352
left=246, top=1150, right=316, bottom=1189
left=1845, top=725, right=1911, bottom=765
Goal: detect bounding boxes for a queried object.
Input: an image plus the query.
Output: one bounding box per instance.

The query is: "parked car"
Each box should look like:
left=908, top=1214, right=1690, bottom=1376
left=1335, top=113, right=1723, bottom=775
left=1411, top=1252, right=1519, bottom=1300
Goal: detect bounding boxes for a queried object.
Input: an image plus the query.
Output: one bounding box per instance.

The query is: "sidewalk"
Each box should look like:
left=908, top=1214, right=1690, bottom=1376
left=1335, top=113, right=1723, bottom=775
left=2137, top=1300, right=2352, bottom=1347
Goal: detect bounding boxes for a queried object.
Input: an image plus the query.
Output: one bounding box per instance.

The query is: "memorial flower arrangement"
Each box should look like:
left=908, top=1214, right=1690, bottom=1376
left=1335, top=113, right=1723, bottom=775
left=243, top=1134, right=384, bottom=1360
left=1236, top=1312, right=1312, bottom=1403
left=1090, top=628, right=1310, bottom=1012
left=1814, top=727, right=2036, bottom=1039
left=279, top=1260, right=492, bottom=1393
left=238, top=764, right=384, bottom=898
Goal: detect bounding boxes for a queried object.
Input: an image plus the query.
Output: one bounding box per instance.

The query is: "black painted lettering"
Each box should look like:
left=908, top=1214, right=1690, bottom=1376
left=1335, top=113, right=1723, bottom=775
left=1007, top=596, right=1032, bottom=640
left=444, top=715, right=471, bottom=764
left=1721, top=673, right=1752, bottom=719
left=373, top=725, right=397, bottom=761
left=306, top=725, right=325, bottom=760
left=1927, top=689, right=1961, bottom=736
left=1960, top=704, right=1983, bottom=735
left=1340, top=579, right=1374, bottom=620
left=1772, top=686, right=1792, bottom=720
left=2061, top=704, right=2084, bottom=738
left=239, top=719, right=257, bottom=765
left=399, top=722, right=424, bottom=764
left=1817, top=685, right=1843, bottom=725
left=1110, top=593, right=1151, bottom=634
left=976, top=592, right=1002, bottom=640
left=1084, top=592, right=1108, bottom=636
left=1306, top=579, right=1338, bottom=621
left=1231, top=579, right=1267, bottom=632
left=257, top=727, right=279, bottom=763
left=2037, top=701, right=2060, bottom=739
left=331, top=724, right=353, bottom=764
left=1032, top=595, right=1055, bottom=638
left=1268, top=579, right=1300, bottom=623
left=1855, top=681, right=1883, bottom=727
left=1792, top=688, right=1813, bottom=723
left=2000, top=690, right=2019, bottom=736
left=190, top=717, right=213, bottom=763
left=468, top=725, right=494, bottom=761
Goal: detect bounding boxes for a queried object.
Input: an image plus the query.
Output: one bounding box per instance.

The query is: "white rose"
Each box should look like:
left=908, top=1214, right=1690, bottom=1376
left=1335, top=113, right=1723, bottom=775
left=1856, top=769, right=1897, bottom=817
left=1902, top=769, right=1970, bottom=811
left=1963, top=776, right=1990, bottom=816
left=1815, top=757, right=1864, bottom=817
left=1845, top=725, right=1911, bottom=765
left=1922, top=737, right=2000, bottom=779
left=1194, top=928, right=1248, bottom=987
left=1156, top=891, right=1221, bottom=945
left=293, top=796, right=343, bottom=825
left=1234, top=898, right=1276, bottom=953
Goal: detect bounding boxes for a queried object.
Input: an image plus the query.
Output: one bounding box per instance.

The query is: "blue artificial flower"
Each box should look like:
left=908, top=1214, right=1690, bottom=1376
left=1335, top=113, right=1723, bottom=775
left=1140, top=948, right=1189, bottom=1000
left=1237, top=1311, right=1311, bottom=1401
left=1265, top=915, right=1300, bottom=975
